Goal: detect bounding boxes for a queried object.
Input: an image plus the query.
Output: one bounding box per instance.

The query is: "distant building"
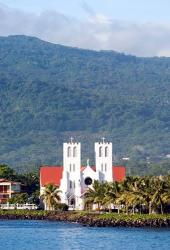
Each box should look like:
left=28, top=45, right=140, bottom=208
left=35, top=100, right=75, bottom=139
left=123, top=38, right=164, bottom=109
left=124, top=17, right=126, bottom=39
left=40, top=139, right=126, bottom=210
left=122, top=157, right=130, bottom=161
left=0, top=179, right=22, bottom=203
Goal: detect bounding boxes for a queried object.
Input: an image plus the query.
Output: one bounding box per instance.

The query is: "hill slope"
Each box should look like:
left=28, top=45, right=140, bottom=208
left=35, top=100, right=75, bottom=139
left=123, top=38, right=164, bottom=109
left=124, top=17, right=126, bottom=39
left=0, top=35, right=170, bottom=173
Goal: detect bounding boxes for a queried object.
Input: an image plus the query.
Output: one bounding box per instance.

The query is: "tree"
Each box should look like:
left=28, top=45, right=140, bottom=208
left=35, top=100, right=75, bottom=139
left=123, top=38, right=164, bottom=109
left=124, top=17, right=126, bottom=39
left=150, top=176, right=170, bottom=214
left=103, top=181, right=122, bottom=212
left=42, top=184, right=61, bottom=210
left=9, top=193, right=29, bottom=204
left=84, top=180, right=106, bottom=211
left=0, top=164, right=15, bottom=180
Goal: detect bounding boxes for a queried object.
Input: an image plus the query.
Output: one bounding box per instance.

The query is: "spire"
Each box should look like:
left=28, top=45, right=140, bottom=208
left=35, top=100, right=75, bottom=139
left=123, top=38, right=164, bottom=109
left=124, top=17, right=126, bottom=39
left=102, top=137, right=106, bottom=143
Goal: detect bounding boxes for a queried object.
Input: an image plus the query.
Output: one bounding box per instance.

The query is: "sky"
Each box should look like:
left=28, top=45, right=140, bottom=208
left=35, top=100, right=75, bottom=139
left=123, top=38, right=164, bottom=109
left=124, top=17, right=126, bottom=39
left=1, top=0, right=170, bottom=56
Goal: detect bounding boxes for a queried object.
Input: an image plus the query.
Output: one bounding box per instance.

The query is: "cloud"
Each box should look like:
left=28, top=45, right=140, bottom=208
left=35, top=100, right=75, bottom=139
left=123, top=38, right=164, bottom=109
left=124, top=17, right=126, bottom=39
left=0, top=4, right=170, bottom=56
left=81, top=1, right=95, bottom=16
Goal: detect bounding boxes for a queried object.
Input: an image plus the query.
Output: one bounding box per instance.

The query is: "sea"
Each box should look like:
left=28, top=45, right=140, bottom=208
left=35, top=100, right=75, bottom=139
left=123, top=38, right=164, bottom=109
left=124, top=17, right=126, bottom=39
left=0, top=220, right=170, bottom=250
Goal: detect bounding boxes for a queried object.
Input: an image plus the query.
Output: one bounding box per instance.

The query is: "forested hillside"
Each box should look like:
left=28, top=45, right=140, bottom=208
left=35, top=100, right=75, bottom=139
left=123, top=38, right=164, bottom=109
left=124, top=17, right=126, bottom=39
left=0, top=35, right=170, bottom=174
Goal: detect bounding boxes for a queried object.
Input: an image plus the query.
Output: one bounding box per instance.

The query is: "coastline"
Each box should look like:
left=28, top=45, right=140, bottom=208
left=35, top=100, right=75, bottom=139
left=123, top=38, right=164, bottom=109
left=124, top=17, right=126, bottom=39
left=0, top=210, right=170, bottom=228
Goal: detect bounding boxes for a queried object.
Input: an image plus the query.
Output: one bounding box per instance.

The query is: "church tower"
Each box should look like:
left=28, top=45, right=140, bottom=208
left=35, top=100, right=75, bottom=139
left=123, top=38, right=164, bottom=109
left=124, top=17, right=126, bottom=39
left=60, top=138, right=82, bottom=209
left=95, top=138, right=113, bottom=182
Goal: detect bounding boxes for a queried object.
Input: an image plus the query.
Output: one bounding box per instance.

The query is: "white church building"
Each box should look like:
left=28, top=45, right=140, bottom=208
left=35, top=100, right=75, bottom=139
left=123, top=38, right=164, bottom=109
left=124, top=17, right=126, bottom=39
left=40, top=138, right=126, bottom=210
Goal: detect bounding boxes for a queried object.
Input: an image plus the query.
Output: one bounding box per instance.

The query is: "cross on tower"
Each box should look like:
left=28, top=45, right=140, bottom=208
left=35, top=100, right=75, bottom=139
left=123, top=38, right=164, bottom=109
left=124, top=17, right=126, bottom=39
left=70, top=137, right=74, bottom=143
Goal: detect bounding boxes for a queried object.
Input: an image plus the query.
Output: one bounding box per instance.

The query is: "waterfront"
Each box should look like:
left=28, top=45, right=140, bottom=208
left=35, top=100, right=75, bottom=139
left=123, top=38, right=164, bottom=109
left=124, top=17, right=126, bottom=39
left=0, top=220, right=170, bottom=250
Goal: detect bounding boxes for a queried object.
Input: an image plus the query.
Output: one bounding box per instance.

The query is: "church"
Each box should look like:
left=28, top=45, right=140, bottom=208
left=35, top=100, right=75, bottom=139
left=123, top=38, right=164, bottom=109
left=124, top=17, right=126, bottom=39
left=40, top=138, right=126, bottom=210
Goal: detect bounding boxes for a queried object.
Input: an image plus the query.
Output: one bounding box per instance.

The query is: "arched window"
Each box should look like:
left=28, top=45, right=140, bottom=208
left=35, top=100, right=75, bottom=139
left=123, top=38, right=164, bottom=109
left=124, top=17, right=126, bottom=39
left=70, top=180, right=72, bottom=189
left=105, top=163, right=107, bottom=172
left=99, top=146, right=102, bottom=157
left=105, top=146, right=109, bottom=157
left=73, top=164, right=75, bottom=172
left=67, top=146, right=71, bottom=157
left=69, top=164, right=72, bottom=172
left=73, top=146, right=77, bottom=157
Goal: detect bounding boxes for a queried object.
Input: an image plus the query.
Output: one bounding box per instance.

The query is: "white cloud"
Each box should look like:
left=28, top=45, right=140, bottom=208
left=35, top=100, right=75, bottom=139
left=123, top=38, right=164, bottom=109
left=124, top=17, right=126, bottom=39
left=0, top=5, right=170, bottom=57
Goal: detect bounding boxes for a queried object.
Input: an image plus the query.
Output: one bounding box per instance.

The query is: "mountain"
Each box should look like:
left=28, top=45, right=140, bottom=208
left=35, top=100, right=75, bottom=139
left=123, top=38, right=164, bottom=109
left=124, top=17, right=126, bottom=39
left=0, top=35, right=170, bottom=174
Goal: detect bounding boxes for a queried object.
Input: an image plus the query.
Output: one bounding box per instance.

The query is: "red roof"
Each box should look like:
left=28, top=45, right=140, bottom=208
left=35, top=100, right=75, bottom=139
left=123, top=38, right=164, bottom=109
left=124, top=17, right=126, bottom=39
left=81, top=166, right=96, bottom=171
left=113, top=166, right=126, bottom=182
left=40, top=166, right=63, bottom=187
left=40, top=165, right=126, bottom=186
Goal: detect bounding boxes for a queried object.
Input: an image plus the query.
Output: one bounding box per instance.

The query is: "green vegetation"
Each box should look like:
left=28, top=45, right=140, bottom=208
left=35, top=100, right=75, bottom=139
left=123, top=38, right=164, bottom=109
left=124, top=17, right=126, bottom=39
left=8, top=193, right=29, bottom=204
left=0, top=164, right=40, bottom=204
left=85, top=177, right=170, bottom=214
left=1, top=210, right=170, bottom=228
left=0, top=35, right=170, bottom=175
left=41, top=184, right=61, bottom=210
left=98, top=213, right=170, bottom=220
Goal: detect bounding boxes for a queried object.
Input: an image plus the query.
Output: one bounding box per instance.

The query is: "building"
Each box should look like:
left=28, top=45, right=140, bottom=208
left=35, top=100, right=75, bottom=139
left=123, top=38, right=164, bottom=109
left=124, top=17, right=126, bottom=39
left=40, top=139, right=126, bottom=210
left=0, top=179, right=22, bottom=203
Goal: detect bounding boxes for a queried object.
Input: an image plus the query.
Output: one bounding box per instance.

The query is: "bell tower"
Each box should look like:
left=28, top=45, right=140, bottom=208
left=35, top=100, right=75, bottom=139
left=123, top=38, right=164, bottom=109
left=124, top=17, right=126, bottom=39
left=61, top=137, right=82, bottom=209
left=95, top=138, right=113, bottom=182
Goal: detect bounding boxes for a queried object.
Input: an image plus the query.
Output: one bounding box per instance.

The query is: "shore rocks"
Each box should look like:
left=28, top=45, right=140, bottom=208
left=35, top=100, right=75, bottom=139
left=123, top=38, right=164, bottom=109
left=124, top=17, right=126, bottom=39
left=0, top=211, right=170, bottom=228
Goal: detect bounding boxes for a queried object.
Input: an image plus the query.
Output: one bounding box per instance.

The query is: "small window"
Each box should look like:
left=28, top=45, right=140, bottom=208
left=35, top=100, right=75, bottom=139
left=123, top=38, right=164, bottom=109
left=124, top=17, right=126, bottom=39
left=101, top=163, right=103, bottom=171
left=70, top=181, right=72, bottom=189
left=67, top=147, right=71, bottom=157
left=105, top=147, right=109, bottom=157
left=73, top=146, right=77, bottom=157
left=105, top=163, right=107, bottom=172
left=99, top=146, right=102, bottom=157
left=73, top=164, right=75, bottom=171
left=69, top=164, right=72, bottom=172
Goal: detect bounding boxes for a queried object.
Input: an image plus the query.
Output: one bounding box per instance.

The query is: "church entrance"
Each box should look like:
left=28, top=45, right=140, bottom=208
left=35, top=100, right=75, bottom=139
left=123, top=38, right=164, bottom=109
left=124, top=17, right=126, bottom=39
left=70, top=198, right=75, bottom=207
left=68, top=197, right=76, bottom=210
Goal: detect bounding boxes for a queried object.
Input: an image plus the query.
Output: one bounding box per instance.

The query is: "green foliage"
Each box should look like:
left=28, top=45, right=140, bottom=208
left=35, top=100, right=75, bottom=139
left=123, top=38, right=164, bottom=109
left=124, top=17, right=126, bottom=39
left=0, top=35, right=170, bottom=175
left=0, top=164, right=39, bottom=202
left=8, top=193, right=29, bottom=204
left=85, top=176, right=170, bottom=214
left=54, top=203, right=69, bottom=211
left=0, top=164, right=15, bottom=180
left=27, top=190, right=40, bottom=205
left=42, top=184, right=61, bottom=210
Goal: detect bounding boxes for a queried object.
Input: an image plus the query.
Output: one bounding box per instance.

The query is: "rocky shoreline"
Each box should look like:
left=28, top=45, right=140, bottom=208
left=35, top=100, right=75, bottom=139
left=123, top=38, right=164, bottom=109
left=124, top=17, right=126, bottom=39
left=0, top=211, right=170, bottom=228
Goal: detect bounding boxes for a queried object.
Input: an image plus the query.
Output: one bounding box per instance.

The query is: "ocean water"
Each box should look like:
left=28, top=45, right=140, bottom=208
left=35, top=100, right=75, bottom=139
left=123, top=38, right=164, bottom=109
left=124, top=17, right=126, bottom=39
left=0, top=220, right=170, bottom=250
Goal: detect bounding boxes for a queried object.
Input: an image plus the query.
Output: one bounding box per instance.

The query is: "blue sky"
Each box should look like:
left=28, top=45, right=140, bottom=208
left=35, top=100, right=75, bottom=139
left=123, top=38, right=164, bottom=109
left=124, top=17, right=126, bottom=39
left=0, top=0, right=170, bottom=56
left=2, top=0, right=170, bottom=22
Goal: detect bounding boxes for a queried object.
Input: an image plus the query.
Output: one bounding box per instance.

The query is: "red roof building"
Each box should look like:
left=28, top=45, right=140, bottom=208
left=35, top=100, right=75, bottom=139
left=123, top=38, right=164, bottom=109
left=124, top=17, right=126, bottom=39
left=40, top=165, right=126, bottom=187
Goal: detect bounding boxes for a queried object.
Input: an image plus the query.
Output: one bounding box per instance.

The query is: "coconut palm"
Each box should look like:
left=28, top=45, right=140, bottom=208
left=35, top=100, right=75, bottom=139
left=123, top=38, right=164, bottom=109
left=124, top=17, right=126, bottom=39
left=150, top=176, right=170, bottom=214
left=116, top=176, right=141, bottom=213
left=103, top=181, right=122, bottom=212
left=84, top=180, right=106, bottom=211
left=42, top=184, right=61, bottom=210
left=133, top=176, right=154, bottom=214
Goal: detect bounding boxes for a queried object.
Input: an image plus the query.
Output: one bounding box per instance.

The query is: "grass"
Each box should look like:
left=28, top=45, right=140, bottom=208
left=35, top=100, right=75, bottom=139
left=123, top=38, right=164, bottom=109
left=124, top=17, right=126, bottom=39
left=98, top=213, right=170, bottom=221
left=0, top=209, right=170, bottom=223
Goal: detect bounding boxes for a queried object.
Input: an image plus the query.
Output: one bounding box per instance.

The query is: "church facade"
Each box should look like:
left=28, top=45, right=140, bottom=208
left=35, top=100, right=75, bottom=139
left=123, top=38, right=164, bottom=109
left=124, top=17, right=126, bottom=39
left=40, top=139, right=126, bottom=210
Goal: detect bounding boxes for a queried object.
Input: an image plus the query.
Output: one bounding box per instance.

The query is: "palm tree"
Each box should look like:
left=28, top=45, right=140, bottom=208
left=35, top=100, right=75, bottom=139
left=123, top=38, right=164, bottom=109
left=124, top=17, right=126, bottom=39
left=84, top=180, right=106, bottom=211
left=42, top=184, right=61, bottom=210
left=103, top=181, right=122, bottom=212
left=133, top=176, right=154, bottom=214
left=150, top=176, right=170, bottom=214
left=116, top=176, right=142, bottom=214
